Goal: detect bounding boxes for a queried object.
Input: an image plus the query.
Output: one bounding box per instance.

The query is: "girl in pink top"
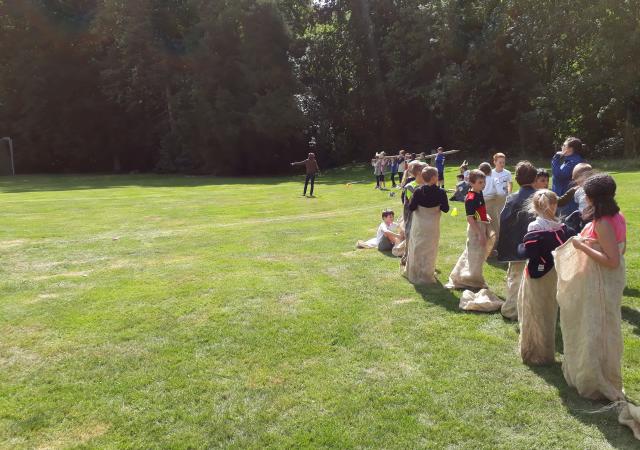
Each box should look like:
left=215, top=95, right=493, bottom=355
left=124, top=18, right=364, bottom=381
left=573, top=174, right=626, bottom=263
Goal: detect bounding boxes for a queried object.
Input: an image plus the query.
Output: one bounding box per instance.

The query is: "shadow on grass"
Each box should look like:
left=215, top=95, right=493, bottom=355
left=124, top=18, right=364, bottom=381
left=486, top=257, right=508, bottom=270
left=531, top=364, right=638, bottom=449
left=0, top=164, right=380, bottom=193
left=622, top=306, right=640, bottom=336
left=623, top=286, right=640, bottom=299
left=411, top=281, right=461, bottom=313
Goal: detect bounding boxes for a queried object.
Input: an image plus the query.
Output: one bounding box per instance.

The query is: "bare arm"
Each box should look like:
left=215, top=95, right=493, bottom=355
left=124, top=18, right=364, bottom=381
left=573, top=220, right=621, bottom=268
left=507, top=181, right=513, bottom=194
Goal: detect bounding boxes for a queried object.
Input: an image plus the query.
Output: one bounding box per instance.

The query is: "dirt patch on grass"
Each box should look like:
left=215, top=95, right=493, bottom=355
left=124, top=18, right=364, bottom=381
left=0, top=346, right=42, bottom=369
left=279, top=293, right=299, bottom=306
left=36, top=422, right=110, bottom=450
left=393, top=298, right=416, bottom=305
left=0, top=239, right=28, bottom=249
left=34, top=271, right=91, bottom=281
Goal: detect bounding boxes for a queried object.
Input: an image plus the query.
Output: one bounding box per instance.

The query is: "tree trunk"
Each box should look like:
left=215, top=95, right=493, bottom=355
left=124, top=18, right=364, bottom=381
left=624, top=103, right=640, bottom=158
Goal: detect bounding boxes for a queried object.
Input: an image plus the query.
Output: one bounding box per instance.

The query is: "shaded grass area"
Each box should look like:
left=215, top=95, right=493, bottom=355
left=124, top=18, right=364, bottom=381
left=0, top=164, right=638, bottom=448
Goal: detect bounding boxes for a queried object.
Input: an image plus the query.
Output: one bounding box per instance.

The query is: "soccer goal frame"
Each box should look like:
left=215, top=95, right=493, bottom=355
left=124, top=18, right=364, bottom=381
left=0, top=137, right=15, bottom=175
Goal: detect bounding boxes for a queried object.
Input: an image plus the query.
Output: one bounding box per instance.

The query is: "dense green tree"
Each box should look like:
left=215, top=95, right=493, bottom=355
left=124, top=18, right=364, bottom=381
left=1, top=0, right=638, bottom=174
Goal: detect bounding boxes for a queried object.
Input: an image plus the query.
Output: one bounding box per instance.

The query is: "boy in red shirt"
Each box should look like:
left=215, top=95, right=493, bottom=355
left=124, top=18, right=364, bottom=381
left=446, top=169, right=495, bottom=289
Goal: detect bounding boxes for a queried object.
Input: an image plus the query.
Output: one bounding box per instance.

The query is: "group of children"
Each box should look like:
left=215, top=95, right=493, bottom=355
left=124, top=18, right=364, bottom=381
left=371, top=147, right=447, bottom=190
left=363, top=139, right=637, bottom=439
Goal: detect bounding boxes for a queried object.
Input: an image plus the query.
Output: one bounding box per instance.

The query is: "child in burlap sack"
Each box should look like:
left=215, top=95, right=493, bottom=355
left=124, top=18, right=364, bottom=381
left=496, top=161, right=538, bottom=320
left=446, top=169, right=495, bottom=290
left=517, top=190, right=569, bottom=366
left=555, top=174, right=639, bottom=440
left=405, top=166, right=449, bottom=284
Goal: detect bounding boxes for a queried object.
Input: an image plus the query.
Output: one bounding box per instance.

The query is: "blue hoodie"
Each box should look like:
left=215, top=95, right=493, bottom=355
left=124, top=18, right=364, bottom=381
left=551, top=152, right=584, bottom=215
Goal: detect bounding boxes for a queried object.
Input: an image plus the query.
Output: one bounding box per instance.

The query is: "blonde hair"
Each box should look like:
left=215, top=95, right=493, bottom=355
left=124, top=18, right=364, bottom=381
left=410, top=161, right=427, bottom=177
left=572, top=162, right=593, bottom=183
left=493, top=152, right=506, bottom=162
left=422, top=166, right=438, bottom=182
left=528, top=189, right=558, bottom=219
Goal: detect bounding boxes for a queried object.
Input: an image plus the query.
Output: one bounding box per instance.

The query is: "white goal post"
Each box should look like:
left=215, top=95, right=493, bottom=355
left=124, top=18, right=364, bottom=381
left=0, top=137, right=15, bottom=175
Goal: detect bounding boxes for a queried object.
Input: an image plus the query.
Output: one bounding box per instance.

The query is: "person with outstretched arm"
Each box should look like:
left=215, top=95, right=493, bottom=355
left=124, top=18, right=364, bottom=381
left=291, top=153, right=320, bottom=197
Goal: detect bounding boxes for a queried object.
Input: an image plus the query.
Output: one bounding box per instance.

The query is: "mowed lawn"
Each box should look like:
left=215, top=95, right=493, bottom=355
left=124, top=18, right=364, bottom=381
left=1, top=165, right=639, bottom=449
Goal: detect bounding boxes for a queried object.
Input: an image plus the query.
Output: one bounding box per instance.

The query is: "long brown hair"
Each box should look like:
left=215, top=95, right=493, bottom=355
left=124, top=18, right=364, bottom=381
left=583, top=173, right=620, bottom=220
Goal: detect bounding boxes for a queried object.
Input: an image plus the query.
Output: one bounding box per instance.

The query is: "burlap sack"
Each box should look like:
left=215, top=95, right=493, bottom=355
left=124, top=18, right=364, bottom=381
left=446, top=221, right=495, bottom=289
left=459, top=288, right=504, bottom=312
left=554, top=237, right=625, bottom=401
left=501, top=261, right=525, bottom=321
left=619, top=403, right=640, bottom=440
left=392, top=239, right=406, bottom=257
left=485, top=195, right=506, bottom=250
left=405, top=206, right=441, bottom=284
left=555, top=237, right=640, bottom=440
left=518, top=268, right=558, bottom=365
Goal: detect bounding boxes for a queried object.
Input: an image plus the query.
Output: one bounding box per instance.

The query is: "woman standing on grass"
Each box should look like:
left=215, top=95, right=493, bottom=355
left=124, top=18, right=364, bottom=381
left=551, top=137, right=585, bottom=215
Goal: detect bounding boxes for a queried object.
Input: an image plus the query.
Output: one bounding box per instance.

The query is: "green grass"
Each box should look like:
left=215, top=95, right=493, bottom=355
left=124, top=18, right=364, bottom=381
left=1, top=165, right=639, bottom=449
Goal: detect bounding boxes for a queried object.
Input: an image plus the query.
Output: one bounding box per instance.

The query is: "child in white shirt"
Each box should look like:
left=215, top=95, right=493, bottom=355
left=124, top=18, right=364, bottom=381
left=376, top=209, right=402, bottom=251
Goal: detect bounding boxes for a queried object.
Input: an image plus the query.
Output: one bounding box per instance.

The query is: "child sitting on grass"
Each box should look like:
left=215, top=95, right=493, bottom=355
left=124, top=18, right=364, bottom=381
left=356, top=209, right=403, bottom=252
left=517, top=189, right=569, bottom=366
left=376, top=209, right=403, bottom=252
left=446, top=169, right=495, bottom=289
left=450, top=173, right=469, bottom=202
left=496, top=161, right=538, bottom=321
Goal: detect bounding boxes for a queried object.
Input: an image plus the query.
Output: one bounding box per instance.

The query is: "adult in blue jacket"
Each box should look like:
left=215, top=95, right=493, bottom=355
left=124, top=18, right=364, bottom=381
left=551, top=137, right=585, bottom=215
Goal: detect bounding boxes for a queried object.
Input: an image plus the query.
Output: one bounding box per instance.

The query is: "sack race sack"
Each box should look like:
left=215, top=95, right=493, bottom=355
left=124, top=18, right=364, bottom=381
left=555, top=237, right=625, bottom=401
left=555, top=237, right=639, bottom=440
left=405, top=206, right=441, bottom=284
left=392, top=239, right=406, bottom=257
left=501, top=261, right=525, bottom=321
left=518, top=268, right=558, bottom=365
left=446, top=221, right=495, bottom=289
left=619, top=403, right=640, bottom=440
left=485, top=195, right=506, bottom=250
left=459, top=288, right=504, bottom=312
left=356, top=238, right=378, bottom=249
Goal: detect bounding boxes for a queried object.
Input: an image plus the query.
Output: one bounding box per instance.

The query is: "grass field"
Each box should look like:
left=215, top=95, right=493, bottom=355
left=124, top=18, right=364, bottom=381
left=1, top=164, right=639, bottom=449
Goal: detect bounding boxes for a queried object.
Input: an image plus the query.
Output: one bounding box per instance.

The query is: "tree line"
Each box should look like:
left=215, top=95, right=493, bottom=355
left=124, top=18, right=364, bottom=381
left=1, top=0, right=639, bottom=175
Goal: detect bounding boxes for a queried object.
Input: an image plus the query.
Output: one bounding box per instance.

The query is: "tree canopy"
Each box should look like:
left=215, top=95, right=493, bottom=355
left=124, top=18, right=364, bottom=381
left=1, top=0, right=639, bottom=174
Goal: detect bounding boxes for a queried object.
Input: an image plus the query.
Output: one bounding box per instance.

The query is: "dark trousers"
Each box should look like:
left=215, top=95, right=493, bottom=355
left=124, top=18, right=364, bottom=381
left=304, top=174, right=316, bottom=195
left=375, top=174, right=385, bottom=187
left=391, top=171, right=398, bottom=186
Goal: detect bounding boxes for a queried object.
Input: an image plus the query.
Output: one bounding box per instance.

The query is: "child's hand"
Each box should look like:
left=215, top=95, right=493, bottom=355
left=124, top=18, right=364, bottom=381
left=572, top=239, right=583, bottom=250
left=487, top=214, right=492, bottom=223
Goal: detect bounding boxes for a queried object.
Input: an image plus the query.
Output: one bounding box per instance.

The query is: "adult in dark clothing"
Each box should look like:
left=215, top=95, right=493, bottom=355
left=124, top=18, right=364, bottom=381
left=291, top=153, right=320, bottom=197
left=551, top=137, right=585, bottom=216
left=496, top=161, right=538, bottom=321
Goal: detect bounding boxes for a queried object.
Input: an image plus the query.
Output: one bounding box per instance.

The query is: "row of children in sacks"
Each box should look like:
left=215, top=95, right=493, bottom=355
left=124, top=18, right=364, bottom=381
left=395, top=156, right=638, bottom=439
